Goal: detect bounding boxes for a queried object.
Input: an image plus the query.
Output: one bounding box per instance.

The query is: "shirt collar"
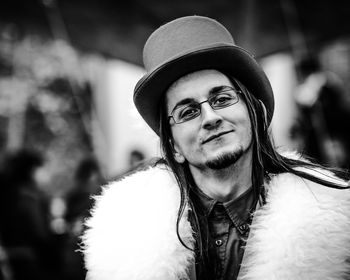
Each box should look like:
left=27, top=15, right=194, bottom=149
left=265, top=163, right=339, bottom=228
left=193, top=186, right=255, bottom=227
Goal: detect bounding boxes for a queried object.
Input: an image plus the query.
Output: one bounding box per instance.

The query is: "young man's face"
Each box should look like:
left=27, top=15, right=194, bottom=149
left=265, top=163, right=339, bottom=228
left=166, top=69, right=253, bottom=171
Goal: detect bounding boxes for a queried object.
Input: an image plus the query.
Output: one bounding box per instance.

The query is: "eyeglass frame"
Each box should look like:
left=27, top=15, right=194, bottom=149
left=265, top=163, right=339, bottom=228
left=168, top=86, right=241, bottom=124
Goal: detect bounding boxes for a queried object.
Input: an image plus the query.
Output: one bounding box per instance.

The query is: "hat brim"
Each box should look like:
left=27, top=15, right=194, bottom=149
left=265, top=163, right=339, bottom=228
left=134, top=45, right=274, bottom=135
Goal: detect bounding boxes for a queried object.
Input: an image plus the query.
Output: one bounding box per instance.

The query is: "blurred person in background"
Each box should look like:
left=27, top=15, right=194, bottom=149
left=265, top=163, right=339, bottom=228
left=82, top=16, right=350, bottom=280
left=0, top=238, right=13, bottom=280
left=0, top=149, right=58, bottom=280
left=62, top=156, right=103, bottom=280
left=292, top=55, right=350, bottom=169
left=128, top=149, right=145, bottom=170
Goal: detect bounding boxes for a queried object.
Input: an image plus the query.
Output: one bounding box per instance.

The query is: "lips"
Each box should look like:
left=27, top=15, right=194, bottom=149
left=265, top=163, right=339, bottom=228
left=202, top=130, right=234, bottom=144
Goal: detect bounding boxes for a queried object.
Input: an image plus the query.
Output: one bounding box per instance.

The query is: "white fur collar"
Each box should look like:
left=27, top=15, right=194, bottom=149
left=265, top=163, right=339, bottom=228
left=238, top=172, right=350, bottom=280
left=83, top=165, right=350, bottom=280
left=82, top=165, right=195, bottom=280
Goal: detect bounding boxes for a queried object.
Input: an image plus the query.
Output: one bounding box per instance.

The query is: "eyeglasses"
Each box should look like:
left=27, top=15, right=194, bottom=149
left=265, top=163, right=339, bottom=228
left=168, top=86, right=241, bottom=124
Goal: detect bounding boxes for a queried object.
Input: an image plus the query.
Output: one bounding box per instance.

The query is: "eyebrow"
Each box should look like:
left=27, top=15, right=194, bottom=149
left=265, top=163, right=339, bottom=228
left=170, top=85, right=232, bottom=112
left=208, top=85, right=231, bottom=96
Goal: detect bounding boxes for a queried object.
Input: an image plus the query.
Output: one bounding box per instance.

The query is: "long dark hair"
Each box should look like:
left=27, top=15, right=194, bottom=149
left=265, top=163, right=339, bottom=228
left=158, top=73, right=349, bottom=277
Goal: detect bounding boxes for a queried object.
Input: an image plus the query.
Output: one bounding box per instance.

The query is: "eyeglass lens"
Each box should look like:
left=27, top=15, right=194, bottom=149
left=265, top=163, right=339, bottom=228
left=170, top=87, right=240, bottom=124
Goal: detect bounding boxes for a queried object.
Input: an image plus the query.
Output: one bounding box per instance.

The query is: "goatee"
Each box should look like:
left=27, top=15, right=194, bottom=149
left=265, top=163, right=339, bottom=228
left=205, top=149, right=243, bottom=170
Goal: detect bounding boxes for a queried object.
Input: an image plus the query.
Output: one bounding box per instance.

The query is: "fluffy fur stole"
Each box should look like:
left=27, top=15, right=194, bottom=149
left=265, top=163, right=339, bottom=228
left=82, top=165, right=195, bottom=280
left=82, top=164, right=350, bottom=280
left=238, top=170, right=350, bottom=280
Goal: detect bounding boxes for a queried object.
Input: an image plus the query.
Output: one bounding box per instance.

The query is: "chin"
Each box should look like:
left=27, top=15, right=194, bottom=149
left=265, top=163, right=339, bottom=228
left=205, top=148, right=244, bottom=170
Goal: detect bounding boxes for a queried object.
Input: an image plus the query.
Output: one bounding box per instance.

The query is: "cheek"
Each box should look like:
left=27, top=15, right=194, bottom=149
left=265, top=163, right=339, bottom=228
left=171, top=126, right=198, bottom=153
left=228, top=108, right=252, bottom=140
left=241, top=116, right=253, bottom=144
left=241, top=114, right=252, bottom=133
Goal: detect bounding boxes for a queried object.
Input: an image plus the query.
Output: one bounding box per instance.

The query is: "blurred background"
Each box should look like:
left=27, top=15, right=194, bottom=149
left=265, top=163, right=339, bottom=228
left=0, top=0, right=349, bottom=279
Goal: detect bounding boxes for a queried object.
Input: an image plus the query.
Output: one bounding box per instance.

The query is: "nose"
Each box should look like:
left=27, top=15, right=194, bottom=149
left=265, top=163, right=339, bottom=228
left=200, top=103, right=223, bottom=130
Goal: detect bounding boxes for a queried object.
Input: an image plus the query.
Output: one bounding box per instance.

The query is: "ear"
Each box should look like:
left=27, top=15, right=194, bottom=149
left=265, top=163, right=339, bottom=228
left=174, top=151, right=185, bottom=163
left=171, top=140, right=185, bottom=163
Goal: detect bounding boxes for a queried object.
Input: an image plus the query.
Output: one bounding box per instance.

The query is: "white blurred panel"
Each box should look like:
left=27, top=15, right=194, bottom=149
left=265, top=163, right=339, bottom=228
left=261, top=53, right=299, bottom=150
left=92, top=59, right=160, bottom=178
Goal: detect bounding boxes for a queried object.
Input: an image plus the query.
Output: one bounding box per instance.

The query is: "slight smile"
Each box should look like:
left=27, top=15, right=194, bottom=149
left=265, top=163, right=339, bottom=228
left=202, top=130, right=234, bottom=144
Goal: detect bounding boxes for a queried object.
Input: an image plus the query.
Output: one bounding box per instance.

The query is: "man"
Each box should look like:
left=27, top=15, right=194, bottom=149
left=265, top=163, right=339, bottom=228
left=82, top=16, right=350, bottom=280
left=292, top=55, right=350, bottom=168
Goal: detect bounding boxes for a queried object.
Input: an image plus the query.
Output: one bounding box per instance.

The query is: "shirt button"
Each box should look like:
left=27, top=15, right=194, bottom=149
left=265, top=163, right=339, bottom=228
left=215, top=239, right=223, bottom=246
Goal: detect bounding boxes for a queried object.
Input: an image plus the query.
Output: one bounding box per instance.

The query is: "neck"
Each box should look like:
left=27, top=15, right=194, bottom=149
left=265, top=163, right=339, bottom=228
left=189, top=150, right=253, bottom=202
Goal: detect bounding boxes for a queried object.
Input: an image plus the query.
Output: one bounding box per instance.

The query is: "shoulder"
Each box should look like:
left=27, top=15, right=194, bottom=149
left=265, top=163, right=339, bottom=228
left=97, top=163, right=178, bottom=202
left=242, top=156, right=350, bottom=279
left=81, top=163, right=195, bottom=280
left=87, top=163, right=179, bottom=222
left=266, top=167, right=350, bottom=209
left=270, top=150, right=349, bottom=197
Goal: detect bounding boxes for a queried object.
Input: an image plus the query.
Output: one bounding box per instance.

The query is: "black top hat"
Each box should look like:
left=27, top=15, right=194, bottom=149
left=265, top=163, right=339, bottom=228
left=134, top=15, right=274, bottom=135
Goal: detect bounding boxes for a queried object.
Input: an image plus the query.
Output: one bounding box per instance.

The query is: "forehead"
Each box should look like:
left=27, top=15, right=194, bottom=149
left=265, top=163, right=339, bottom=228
left=165, top=69, right=232, bottom=111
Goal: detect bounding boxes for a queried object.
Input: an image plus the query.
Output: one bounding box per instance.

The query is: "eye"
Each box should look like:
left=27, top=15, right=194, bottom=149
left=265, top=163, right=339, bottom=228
left=211, top=93, right=234, bottom=107
left=177, top=105, right=200, bottom=121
